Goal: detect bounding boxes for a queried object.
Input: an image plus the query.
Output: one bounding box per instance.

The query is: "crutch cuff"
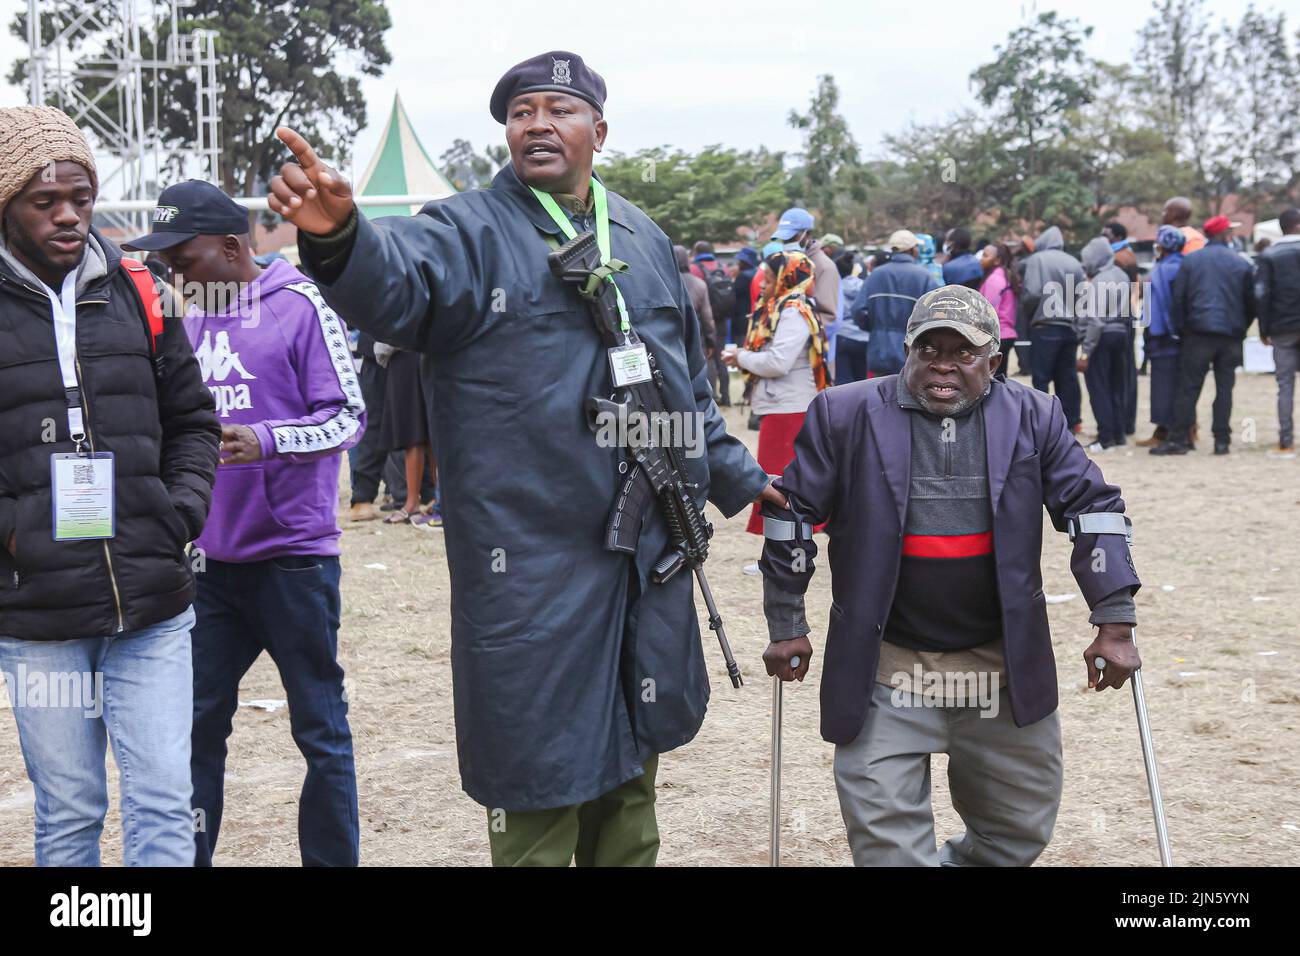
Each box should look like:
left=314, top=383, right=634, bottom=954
left=1068, top=511, right=1133, bottom=544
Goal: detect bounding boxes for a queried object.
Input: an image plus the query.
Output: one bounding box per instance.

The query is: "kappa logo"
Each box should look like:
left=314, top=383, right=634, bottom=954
left=153, top=205, right=180, bottom=224
left=194, top=330, right=257, bottom=419
left=552, top=58, right=572, bottom=85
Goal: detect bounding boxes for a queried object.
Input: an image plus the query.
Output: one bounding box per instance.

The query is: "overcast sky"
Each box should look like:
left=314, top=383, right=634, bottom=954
left=0, top=0, right=1271, bottom=188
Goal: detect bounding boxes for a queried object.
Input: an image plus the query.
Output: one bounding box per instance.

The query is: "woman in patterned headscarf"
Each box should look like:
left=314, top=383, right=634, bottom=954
left=723, top=249, right=829, bottom=540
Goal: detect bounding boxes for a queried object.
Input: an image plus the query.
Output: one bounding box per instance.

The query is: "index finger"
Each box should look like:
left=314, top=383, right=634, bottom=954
left=276, top=126, right=320, bottom=171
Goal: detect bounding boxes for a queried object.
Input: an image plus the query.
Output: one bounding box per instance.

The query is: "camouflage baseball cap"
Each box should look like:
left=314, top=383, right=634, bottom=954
left=904, top=285, right=999, bottom=349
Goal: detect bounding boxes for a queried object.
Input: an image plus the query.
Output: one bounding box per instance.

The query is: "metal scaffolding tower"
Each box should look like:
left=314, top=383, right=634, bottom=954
left=25, top=0, right=222, bottom=230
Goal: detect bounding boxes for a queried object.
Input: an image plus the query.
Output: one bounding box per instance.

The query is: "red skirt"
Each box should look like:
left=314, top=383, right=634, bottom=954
left=746, top=411, right=807, bottom=535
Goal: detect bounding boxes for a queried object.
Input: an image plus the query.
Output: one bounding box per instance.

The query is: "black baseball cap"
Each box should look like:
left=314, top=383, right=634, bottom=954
left=123, top=180, right=249, bottom=252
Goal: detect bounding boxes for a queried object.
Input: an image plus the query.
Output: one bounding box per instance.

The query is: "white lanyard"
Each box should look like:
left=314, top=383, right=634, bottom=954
left=39, top=272, right=85, bottom=443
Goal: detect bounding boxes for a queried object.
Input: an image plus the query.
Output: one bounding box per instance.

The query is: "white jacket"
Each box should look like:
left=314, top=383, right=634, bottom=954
left=738, top=305, right=818, bottom=415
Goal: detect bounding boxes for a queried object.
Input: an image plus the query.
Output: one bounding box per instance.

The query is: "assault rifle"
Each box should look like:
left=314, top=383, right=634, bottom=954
left=548, top=231, right=744, bottom=688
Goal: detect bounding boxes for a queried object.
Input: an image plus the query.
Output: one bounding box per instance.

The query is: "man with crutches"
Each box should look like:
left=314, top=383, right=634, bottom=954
left=760, top=286, right=1164, bottom=866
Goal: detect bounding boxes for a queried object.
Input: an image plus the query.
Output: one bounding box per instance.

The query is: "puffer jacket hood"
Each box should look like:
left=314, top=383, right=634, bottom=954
left=1035, top=226, right=1065, bottom=252
left=1081, top=236, right=1115, bottom=277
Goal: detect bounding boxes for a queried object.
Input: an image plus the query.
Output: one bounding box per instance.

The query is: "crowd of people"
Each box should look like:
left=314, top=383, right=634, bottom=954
left=686, top=198, right=1299, bottom=461
left=0, top=45, right=1296, bottom=871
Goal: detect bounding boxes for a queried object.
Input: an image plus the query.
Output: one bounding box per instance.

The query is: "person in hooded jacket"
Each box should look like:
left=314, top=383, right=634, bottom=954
left=123, top=179, right=368, bottom=867
left=1021, top=226, right=1087, bottom=431
left=0, top=108, right=220, bottom=866
left=1075, top=237, right=1133, bottom=450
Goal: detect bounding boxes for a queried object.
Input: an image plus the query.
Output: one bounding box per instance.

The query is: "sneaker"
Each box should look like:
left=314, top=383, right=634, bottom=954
left=1214, top=441, right=1230, bottom=455
left=743, top=562, right=762, bottom=576
left=1087, top=442, right=1107, bottom=453
left=1149, top=442, right=1191, bottom=456
left=1071, top=422, right=1083, bottom=435
left=1267, top=445, right=1297, bottom=459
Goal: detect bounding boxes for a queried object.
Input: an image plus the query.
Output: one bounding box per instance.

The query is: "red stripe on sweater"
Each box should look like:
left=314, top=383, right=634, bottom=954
left=902, top=531, right=993, bottom=559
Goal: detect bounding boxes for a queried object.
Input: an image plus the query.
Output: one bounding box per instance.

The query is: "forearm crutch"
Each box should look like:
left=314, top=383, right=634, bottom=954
left=1070, top=514, right=1171, bottom=865
left=769, top=654, right=799, bottom=867
left=1099, top=629, right=1173, bottom=866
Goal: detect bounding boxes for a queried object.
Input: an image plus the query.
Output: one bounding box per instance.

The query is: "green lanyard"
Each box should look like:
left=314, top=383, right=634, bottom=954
left=530, top=177, right=631, bottom=333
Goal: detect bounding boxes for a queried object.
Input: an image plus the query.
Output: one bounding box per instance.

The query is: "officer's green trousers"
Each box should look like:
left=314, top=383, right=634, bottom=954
left=486, top=756, right=659, bottom=867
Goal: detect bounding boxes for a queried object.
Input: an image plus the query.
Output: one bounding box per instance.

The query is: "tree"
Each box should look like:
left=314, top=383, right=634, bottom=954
left=598, top=145, right=789, bottom=245
left=786, top=74, right=873, bottom=233
left=876, top=112, right=1015, bottom=239
left=9, top=0, right=392, bottom=218
left=1056, top=61, right=1196, bottom=228
left=1219, top=6, right=1300, bottom=208
left=438, top=139, right=506, bottom=191
left=970, top=10, right=1095, bottom=223
left=1134, top=0, right=1229, bottom=207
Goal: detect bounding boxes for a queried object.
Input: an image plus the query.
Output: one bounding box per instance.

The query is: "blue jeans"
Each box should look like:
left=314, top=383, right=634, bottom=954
left=1030, top=325, right=1082, bottom=427
left=191, top=556, right=358, bottom=866
left=0, top=607, right=196, bottom=866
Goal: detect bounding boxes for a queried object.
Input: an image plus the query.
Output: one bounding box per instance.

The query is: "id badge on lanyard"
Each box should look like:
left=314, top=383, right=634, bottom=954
left=530, top=178, right=655, bottom=387
left=51, top=452, right=115, bottom=541
left=44, top=271, right=116, bottom=541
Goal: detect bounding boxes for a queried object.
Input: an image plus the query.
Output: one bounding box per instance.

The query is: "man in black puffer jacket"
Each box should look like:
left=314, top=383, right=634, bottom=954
left=0, top=107, right=219, bottom=866
left=1152, top=215, right=1257, bottom=457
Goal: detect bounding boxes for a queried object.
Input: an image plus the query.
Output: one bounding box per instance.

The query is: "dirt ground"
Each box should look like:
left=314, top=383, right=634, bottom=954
left=1, top=368, right=1297, bottom=866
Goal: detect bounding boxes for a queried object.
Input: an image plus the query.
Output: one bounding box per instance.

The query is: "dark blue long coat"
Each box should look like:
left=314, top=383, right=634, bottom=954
left=299, top=164, right=767, bottom=811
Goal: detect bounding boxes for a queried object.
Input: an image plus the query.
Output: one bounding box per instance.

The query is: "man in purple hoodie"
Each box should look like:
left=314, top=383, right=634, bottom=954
left=124, top=180, right=366, bottom=866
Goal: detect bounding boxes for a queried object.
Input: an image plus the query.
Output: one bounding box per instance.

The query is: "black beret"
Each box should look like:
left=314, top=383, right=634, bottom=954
left=489, top=50, right=606, bottom=124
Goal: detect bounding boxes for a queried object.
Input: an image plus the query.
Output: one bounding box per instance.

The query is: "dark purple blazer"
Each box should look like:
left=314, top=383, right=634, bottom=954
left=776, top=375, right=1141, bottom=744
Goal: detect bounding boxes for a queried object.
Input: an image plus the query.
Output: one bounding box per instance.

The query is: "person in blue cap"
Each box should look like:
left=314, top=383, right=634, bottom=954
left=772, top=206, right=839, bottom=329
left=266, top=50, right=781, bottom=867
